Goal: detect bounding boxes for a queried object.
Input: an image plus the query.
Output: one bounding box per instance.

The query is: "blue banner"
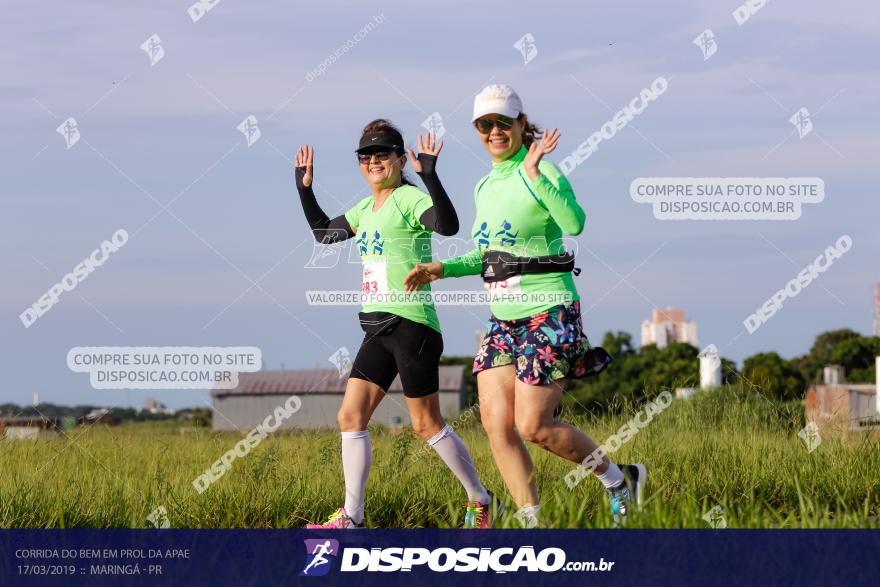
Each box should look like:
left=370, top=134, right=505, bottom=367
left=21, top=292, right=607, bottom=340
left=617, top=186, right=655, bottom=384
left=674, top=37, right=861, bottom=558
left=2, top=529, right=878, bottom=586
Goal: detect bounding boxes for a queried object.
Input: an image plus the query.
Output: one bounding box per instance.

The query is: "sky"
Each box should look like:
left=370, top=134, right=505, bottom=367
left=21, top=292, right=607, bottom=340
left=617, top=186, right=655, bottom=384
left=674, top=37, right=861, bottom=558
left=2, top=0, right=879, bottom=409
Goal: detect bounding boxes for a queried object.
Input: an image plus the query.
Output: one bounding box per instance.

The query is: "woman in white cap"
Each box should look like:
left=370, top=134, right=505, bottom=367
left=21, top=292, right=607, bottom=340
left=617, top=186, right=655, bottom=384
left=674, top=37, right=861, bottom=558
left=404, top=85, right=647, bottom=527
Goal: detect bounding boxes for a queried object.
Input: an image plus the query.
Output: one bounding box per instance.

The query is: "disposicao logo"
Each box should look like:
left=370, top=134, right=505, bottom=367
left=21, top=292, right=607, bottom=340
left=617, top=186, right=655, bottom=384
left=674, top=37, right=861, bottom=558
left=300, top=539, right=340, bottom=577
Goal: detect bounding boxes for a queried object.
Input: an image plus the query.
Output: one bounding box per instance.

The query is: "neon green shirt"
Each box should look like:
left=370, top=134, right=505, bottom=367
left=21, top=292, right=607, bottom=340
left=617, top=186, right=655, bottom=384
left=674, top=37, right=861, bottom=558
left=442, top=146, right=585, bottom=320
left=345, top=185, right=441, bottom=332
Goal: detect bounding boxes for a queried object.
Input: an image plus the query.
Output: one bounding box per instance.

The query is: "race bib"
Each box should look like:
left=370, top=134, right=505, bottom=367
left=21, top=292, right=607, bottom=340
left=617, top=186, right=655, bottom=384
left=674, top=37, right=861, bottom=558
left=484, top=274, right=522, bottom=301
left=362, top=258, right=388, bottom=299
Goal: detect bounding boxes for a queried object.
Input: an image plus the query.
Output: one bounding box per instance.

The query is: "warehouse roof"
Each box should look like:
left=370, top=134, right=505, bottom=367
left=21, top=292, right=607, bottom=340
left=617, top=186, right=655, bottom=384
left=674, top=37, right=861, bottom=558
left=211, top=366, right=466, bottom=397
left=0, top=416, right=60, bottom=429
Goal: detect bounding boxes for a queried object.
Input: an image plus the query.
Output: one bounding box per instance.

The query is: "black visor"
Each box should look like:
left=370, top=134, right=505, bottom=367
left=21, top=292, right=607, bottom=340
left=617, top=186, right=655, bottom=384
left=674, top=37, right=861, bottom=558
left=356, top=130, right=404, bottom=154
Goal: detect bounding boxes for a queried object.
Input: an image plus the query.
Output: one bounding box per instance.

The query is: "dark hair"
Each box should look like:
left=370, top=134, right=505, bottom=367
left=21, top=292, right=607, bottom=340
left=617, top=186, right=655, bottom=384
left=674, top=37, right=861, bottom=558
left=517, top=113, right=542, bottom=149
left=360, top=118, right=415, bottom=186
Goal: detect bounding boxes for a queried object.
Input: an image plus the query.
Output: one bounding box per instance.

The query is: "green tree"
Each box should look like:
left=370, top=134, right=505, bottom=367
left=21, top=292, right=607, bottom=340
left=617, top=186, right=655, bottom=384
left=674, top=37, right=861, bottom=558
left=829, top=336, right=880, bottom=382
left=642, top=342, right=700, bottom=391
left=188, top=407, right=213, bottom=427
left=601, top=331, right=636, bottom=358
left=794, top=328, right=861, bottom=383
left=742, top=352, right=805, bottom=401
left=565, top=336, right=737, bottom=412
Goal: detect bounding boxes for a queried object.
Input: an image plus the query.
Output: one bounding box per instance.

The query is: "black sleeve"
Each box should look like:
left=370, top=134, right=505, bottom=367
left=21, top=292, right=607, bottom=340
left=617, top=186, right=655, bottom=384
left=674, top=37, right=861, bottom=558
left=415, top=154, right=459, bottom=236
left=295, top=166, right=355, bottom=243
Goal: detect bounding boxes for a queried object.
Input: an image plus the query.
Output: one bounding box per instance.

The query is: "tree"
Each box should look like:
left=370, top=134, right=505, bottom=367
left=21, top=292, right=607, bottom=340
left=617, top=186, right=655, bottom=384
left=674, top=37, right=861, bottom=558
left=565, top=335, right=737, bottom=412
left=794, top=328, right=861, bottom=383
left=642, top=342, right=700, bottom=391
left=601, top=331, right=636, bottom=358
left=742, top=352, right=805, bottom=401
left=188, top=407, right=213, bottom=427
left=829, top=336, right=880, bottom=382
left=810, top=328, right=862, bottom=361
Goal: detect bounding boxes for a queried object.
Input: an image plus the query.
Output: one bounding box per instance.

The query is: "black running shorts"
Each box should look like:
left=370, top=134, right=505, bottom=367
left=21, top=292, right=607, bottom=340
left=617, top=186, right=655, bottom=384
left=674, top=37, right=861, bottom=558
left=349, top=317, right=443, bottom=398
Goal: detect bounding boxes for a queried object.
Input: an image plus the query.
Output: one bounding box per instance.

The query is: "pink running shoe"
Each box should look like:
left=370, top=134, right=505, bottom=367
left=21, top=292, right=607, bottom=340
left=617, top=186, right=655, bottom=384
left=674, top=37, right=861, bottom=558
left=306, top=508, right=363, bottom=529
left=463, top=496, right=501, bottom=529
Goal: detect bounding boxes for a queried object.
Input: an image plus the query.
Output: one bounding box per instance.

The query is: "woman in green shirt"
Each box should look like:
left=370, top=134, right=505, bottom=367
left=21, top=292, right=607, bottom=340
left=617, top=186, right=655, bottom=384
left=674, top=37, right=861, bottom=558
left=404, top=85, right=647, bottom=527
left=296, top=119, right=493, bottom=529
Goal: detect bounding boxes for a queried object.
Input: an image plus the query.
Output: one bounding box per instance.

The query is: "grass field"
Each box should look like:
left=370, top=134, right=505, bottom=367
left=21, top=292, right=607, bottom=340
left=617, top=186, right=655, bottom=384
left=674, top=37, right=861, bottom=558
left=2, top=387, right=878, bottom=529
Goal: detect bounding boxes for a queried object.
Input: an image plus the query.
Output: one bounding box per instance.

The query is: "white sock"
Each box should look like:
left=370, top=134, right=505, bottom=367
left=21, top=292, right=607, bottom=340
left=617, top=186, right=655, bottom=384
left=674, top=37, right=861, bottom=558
left=341, top=430, right=371, bottom=524
left=595, top=462, right=624, bottom=489
left=516, top=504, right=541, bottom=528
left=426, top=425, right=491, bottom=504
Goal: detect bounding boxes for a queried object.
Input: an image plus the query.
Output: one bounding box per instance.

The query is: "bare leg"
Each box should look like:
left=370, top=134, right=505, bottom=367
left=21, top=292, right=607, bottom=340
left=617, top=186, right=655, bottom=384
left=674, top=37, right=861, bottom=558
left=512, top=378, right=610, bottom=473
left=337, top=377, right=385, bottom=432
left=478, top=366, right=538, bottom=508
left=404, top=393, right=445, bottom=440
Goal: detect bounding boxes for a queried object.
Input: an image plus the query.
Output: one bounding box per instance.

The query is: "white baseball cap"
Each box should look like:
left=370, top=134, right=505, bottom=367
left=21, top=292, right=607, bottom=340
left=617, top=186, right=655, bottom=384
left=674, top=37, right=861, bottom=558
left=472, top=84, right=523, bottom=122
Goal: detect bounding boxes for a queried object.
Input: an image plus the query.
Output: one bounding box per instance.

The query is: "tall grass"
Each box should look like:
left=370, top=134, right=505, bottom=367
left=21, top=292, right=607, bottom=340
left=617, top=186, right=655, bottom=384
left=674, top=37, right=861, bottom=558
left=1, top=388, right=877, bottom=528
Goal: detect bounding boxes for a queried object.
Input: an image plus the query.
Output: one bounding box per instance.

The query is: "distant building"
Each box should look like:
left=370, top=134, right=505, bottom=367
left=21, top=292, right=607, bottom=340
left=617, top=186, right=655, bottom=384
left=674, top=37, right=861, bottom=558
left=0, top=416, right=60, bottom=440
left=85, top=408, right=111, bottom=421
left=805, top=362, right=879, bottom=435
left=873, top=282, right=880, bottom=336
left=641, top=307, right=698, bottom=349
left=79, top=408, right=120, bottom=426
left=210, top=367, right=467, bottom=431
left=142, top=397, right=174, bottom=416
left=805, top=384, right=878, bottom=434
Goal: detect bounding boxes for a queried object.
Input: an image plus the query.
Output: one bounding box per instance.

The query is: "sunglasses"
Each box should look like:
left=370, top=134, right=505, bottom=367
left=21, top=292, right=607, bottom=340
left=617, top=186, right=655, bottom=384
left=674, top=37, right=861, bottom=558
left=357, top=150, right=394, bottom=164
left=473, top=115, right=515, bottom=134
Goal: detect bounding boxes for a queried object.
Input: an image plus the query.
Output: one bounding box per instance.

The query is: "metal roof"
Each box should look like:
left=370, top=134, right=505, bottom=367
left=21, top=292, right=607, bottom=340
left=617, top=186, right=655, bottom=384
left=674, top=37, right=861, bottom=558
left=810, top=383, right=876, bottom=394
left=0, top=416, right=60, bottom=428
left=211, top=366, right=466, bottom=397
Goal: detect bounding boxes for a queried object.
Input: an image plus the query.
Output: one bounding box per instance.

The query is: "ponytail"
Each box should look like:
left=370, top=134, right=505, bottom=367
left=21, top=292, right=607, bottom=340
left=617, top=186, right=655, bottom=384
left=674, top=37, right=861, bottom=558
left=518, top=113, right=542, bottom=149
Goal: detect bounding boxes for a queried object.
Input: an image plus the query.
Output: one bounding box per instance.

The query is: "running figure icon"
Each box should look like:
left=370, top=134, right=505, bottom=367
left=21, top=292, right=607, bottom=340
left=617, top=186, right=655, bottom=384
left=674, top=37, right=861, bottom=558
left=473, top=221, right=490, bottom=250
left=302, top=540, right=335, bottom=575
left=371, top=230, right=384, bottom=255
left=495, top=219, right=518, bottom=246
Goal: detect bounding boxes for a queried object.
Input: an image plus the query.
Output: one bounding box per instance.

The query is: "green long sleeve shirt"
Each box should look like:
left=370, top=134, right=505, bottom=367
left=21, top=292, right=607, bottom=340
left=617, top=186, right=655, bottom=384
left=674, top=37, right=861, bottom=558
left=442, top=145, right=585, bottom=320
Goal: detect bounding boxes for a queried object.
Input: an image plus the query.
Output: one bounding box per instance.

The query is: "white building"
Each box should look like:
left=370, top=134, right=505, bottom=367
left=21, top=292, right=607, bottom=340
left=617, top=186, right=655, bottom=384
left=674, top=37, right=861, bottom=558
left=641, top=307, right=698, bottom=349
left=873, top=282, right=880, bottom=336
left=142, top=397, right=174, bottom=416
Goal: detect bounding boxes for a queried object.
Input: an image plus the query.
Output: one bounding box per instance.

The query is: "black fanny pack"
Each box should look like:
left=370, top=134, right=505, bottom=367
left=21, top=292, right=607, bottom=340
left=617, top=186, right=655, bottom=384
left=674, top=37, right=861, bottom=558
left=583, top=346, right=613, bottom=376
left=481, top=250, right=581, bottom=283
left=358, top=311, right=402, bottom=336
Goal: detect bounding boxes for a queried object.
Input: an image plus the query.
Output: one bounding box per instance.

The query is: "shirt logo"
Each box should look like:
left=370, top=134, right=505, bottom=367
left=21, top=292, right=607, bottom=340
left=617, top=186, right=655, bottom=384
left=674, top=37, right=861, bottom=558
left=495, top=219, right=519, bottom=246
left=357, top=230, right=384, bottom=255
left=474, top=222, right=490, bottom=251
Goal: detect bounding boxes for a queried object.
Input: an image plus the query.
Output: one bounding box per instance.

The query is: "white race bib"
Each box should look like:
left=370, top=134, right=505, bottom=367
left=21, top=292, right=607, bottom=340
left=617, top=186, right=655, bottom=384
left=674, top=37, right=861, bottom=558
left=362, top=258, right=388, bottom=299
left=484, top=275, right=522, bottom=301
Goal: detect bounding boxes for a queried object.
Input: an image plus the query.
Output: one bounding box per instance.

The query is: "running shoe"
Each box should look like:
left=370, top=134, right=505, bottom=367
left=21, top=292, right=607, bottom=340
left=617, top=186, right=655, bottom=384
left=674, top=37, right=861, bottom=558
left=605, top=464, right=647, bottom=526
left=463, top=495, right=502, bottom=529
left=306, top=507, right=364, bottom=529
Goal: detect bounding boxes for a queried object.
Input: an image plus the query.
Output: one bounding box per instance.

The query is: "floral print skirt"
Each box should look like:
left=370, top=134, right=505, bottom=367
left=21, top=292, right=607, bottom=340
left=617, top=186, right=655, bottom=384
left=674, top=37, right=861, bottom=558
left=473, top=301, right=593, bottom=386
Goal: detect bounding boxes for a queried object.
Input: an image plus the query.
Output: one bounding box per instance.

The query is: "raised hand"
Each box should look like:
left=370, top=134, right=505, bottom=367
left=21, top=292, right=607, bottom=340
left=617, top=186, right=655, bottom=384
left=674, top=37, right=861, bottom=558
left=406, top=132, right=443, bottom=174
left=403, top=261, right=444, bottom=293
left=294, top=144, right=314, bottom=187
left=523, top=128, right=560, bottom=179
